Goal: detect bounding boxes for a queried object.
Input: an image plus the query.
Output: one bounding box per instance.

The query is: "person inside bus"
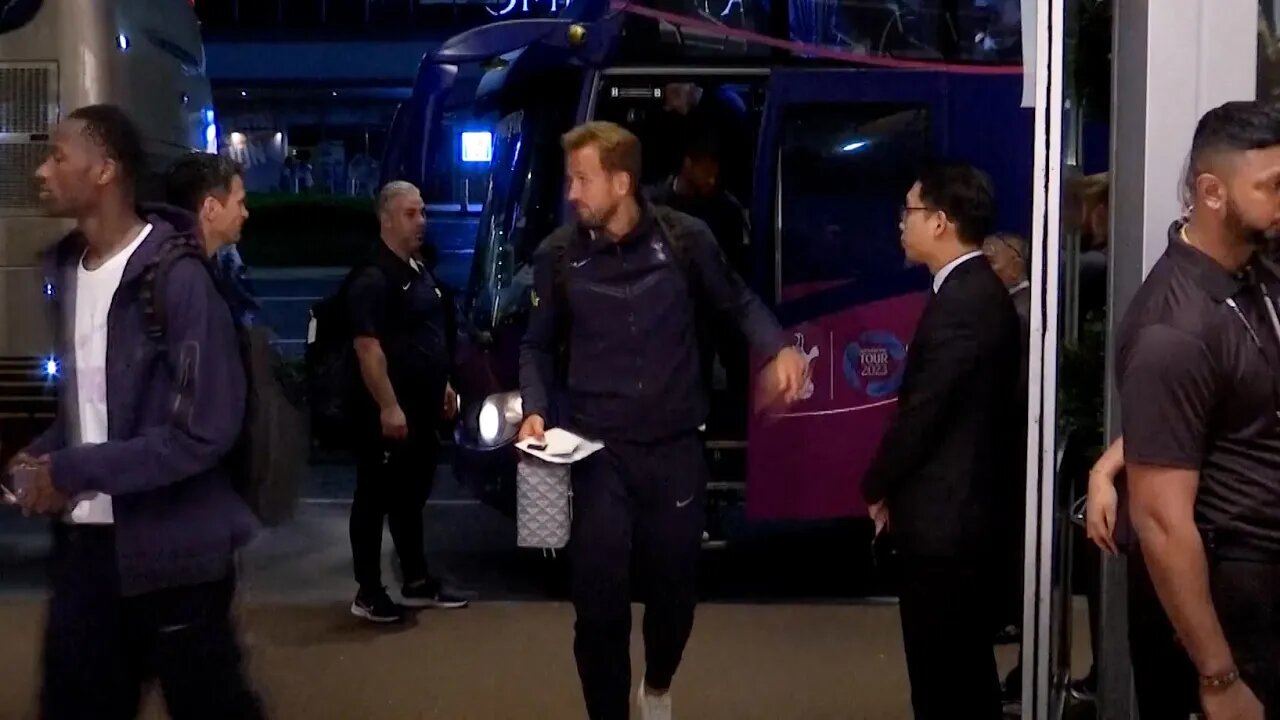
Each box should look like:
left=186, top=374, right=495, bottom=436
left=163, top=152, right=256, bottom=326
left=517, top=121, right=809, bottom=720
left=645, top=134, right=752, bottom=434
left=660, top=81, right=752, bottom=202
left=1108, top=100, right=1280, bottom=719
left=980, top=231, right=1030, bottom=711
left=12, top=103, right=265, bottom=719
left=861, top=164, right=1021, bottom=720
left=344, top=180, right=469, bottom=624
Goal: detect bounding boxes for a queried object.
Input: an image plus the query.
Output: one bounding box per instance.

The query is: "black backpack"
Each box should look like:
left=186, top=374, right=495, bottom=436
left=142, top=239, right=310, bottom=528
left=304, top=267, right=364, bottom=451
left=304, top=260, right=458, bottom=450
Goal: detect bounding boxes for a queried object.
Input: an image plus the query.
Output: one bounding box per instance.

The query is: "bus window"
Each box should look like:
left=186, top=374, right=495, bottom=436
left=466, top=71, right=583, bottom=333
left=776, top=103, right=933, bottom=303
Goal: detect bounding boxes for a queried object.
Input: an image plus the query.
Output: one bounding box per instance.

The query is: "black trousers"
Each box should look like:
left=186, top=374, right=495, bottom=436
left=350, top=429, right=438, bottom=592
left=40, top=525, right=263, bottom=720
left=569, top=433, right=707, bottom=720
left=1208, top=557, right=1280, bottom=718
left=897, top=554, right=1002, bottom=720
left=1127, top=547, right=1200, bottom=719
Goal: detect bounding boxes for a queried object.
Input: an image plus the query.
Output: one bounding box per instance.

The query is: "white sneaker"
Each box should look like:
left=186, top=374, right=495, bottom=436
left=636, top=684, right=672, bottom=720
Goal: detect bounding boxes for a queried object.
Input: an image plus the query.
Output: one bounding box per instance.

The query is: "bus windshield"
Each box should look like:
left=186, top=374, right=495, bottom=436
left=464, top=69, right=585, bottom=333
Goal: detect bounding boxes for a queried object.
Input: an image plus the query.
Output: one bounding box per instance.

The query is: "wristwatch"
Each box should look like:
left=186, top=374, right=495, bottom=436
left=1200, top=668, right=1240, bottom=690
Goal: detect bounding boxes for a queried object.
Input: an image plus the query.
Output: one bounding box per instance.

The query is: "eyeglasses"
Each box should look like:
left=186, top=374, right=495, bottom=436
left=899, top=205, right=934, bottom=221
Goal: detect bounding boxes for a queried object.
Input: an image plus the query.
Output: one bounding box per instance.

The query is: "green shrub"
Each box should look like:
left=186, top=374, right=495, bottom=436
left=238, top=193, right=378, bottom=267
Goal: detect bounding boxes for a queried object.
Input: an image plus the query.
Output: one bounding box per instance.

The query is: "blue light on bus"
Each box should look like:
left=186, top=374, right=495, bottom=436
left=43, top=356, right=60, bottom=379
left=461, top=131, right=494, bottom=163
left=203, top=109, right=218, bottom=154
left=116, top=34, right=130, bottom=51
left=42, top=281, right=54, bottom=298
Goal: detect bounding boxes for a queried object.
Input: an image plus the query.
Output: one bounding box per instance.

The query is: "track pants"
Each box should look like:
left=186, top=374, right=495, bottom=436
left=40, top=525, right=264, bottom=720
left=569, top=433, right=707, bottom=720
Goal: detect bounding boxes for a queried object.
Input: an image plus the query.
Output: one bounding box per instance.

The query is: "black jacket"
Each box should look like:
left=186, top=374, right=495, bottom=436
left=519, top=204, right=786, bottom=443
left=862, top=256, right=1023, bottom=557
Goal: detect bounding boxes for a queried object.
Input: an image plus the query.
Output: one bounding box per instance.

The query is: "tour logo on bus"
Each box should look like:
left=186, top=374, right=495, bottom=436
left=842, top=330, right=907, bottom=398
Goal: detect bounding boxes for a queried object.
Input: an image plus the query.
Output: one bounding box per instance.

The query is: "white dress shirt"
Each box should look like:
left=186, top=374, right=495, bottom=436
left=932, top=251, right=985, bottom=293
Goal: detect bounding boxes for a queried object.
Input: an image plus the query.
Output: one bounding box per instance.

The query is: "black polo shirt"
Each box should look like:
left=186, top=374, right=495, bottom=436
left=347, top=241, right=450, bottom=419
left=1117, top=221, right=1280, bottom=560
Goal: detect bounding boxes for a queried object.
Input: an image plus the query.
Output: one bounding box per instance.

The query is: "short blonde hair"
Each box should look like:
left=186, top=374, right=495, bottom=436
left=561, top=121, right=642, bottom=191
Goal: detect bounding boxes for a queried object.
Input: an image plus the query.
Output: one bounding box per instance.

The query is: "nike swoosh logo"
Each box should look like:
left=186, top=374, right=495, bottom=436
left=402, top=282, right=412, bottom=290
left=570, top=259, right=590, bottom=268
left=676, top=495, right=694, bottom=508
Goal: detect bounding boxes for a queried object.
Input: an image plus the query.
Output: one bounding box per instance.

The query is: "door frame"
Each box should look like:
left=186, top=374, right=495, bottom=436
left=1022, top=0, right=1068, bottom=716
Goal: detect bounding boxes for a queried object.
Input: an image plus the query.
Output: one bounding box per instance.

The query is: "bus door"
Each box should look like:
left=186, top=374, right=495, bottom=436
left=587, top=67, right=769, bottom=489
left=744, top=68, right=946, bottom=523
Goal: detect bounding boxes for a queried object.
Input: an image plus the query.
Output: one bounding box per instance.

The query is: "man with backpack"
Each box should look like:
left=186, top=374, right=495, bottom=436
left=517, top=121, right=809, bottom=720
left=10, top=104, right=265, bottom=718
left=343, top=180, right=468, bottom=624
left=163, top=151, right=255, bottom=325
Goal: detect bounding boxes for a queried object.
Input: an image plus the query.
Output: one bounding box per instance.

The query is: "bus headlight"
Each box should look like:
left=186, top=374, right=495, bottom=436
left=476, top=391, right=523, bottom=447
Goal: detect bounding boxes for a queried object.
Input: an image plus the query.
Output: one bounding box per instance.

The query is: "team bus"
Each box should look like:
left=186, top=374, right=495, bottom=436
left=381, top=0, right=1035, bottom=530
left=0, top=0, right=215, bottom=459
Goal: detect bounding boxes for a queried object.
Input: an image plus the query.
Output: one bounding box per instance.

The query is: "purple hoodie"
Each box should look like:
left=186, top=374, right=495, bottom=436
left=27, top=204, right=258, bottom=596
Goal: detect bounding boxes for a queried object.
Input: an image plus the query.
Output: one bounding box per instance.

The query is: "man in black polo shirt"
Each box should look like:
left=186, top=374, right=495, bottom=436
left=345, top=181, right=467, bottom=624
left=1117, top=101, right=1280, bottom=720
left=517, top=121, right=808, bottom=720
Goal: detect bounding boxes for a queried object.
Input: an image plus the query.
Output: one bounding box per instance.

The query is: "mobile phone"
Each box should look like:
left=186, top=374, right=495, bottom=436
left=526, top=442, right=547, bottom=452
left=3, top=464, right=36, bottom=504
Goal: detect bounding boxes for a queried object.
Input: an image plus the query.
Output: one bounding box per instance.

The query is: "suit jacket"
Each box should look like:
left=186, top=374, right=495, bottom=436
left=862, top=257, right=1023, bottom=558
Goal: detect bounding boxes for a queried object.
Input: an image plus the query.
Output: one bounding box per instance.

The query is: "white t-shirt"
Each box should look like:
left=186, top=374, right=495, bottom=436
left=66, top=223, right=153, bottom=524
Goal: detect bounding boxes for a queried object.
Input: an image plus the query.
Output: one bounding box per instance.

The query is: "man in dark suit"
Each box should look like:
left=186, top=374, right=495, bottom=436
left=982, top=231, right=1032, bottom=709
left=862, top=164, right=1022, bottom=720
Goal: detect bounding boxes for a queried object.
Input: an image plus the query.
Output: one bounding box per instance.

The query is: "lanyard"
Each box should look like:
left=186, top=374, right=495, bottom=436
left=1225, top=280, right=1280, bottom=353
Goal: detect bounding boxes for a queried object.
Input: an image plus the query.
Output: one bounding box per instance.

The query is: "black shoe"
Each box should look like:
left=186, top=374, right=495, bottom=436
left=401, top=580, right=470, bottom=609
left=351, top=587, right=407, bottom=624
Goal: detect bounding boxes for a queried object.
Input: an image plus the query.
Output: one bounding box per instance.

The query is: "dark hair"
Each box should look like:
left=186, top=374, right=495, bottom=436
left=164, top=152, right=244, bottom=213
left=67, top=104, right=146, bottom=190
left=1185, top=101, right=1280, bottom=198
left=683, top=131, right=722, bottom=166
left=916, top=163, right=996, bottom=246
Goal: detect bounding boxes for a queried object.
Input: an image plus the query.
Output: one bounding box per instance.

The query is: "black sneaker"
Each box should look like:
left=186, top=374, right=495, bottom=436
left=351, top=587, right=407, bottom=624
left=401, top=580, right=470, bottom=609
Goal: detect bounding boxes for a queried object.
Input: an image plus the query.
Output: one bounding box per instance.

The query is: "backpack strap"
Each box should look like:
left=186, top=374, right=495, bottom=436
left=546, top=228, right=577, bottom=382
left=140, top=239, right=212, bottom=346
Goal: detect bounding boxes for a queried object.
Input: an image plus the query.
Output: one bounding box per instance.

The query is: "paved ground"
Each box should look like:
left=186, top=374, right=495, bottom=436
left=0, top=459, right=1097, bottom=719
left=0, top=598, right=1075, bottom=720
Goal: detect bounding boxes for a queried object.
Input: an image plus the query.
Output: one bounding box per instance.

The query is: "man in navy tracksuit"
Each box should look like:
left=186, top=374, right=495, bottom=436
left=12, top=105, right=262, bottom=719
left=518, top=121, right=808, bottom=720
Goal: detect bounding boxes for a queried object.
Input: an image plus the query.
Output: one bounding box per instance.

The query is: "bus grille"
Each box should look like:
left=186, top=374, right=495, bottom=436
left=0, top=144, right=46, bottom=210
left=0, top=65, right=57, bottom=136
